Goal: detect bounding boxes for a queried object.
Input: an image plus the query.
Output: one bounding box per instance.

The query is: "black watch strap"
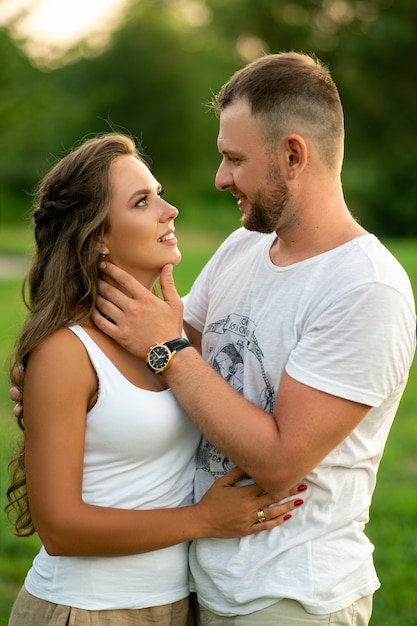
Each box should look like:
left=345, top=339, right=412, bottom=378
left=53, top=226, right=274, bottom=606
left=164, top=338, right=191, bottom=352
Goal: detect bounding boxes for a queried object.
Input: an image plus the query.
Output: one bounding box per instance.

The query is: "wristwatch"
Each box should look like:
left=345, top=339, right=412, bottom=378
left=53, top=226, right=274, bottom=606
left=146, top=338, right=191, bottom=374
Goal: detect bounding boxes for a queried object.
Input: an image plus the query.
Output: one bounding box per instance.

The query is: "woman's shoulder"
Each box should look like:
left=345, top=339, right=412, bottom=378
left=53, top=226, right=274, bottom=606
left=34, top=326, right=84, bottom=351
left=26, top=326, right=97, bottom=400
left=28, top=326, right=92, bottom=372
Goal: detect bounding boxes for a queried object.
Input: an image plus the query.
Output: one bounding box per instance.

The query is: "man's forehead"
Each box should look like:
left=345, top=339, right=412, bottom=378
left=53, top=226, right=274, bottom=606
left=217, top=104, right=264, bottom=153
left=219, top=98, right=251, bottom=123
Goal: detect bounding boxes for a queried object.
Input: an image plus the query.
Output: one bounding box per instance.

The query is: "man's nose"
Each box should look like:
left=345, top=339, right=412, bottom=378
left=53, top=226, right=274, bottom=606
left=215, top=160, right=233, bottom=191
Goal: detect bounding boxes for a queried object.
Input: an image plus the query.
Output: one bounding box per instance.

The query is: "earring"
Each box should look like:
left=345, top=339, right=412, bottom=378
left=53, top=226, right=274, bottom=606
left=100, top=249, right=108, bottom=258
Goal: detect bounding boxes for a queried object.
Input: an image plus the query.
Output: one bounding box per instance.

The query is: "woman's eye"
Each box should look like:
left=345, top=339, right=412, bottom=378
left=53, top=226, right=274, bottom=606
left=135, top=196, right=147, bottom=207
left=158, top=188, right=165, bottom=198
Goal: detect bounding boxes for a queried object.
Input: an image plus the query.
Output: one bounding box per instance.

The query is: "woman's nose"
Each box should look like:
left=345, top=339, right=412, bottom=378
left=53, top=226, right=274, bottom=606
left=162, top=199, right=179, bottom=220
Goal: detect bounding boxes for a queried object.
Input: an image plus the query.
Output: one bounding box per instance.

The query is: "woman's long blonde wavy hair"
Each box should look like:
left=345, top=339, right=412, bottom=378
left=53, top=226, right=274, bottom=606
left=6, top=133, right=142, bottom=536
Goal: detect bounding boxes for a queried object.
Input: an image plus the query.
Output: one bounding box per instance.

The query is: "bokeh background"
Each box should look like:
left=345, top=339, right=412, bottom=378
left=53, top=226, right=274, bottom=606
left=1, top=0, right=417, bottom=234
left=0, top=1, right=416, bottom=624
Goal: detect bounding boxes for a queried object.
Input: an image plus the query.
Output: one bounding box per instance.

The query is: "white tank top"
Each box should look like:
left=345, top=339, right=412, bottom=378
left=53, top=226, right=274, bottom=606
left=25, top=324, right=201, bottom=609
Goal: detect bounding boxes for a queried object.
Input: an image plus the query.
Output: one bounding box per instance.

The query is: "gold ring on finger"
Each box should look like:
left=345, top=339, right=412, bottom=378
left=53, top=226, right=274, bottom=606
left=256, top=509, right=266, bottom=523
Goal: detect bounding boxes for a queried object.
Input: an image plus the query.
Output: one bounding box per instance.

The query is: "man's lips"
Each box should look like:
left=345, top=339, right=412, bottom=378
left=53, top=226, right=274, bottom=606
left=235, top=196, right=248, bottom=211
left=231, top=190, right=248, bottom=211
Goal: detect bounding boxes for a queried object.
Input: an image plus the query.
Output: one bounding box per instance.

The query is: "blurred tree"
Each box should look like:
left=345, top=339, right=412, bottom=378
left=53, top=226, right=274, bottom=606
left=0, top=0, right=239, bottom=226
left=0, top=26, right=49, bottom=222
left=202, top=0, right=417, bottom=234
left=0, top=22, right=112, bottom=222
left=332, top=0, right=417, bottom=235
left=1, top=0, right=416, bottom=234
left=56, top=0, right=227, bottom=204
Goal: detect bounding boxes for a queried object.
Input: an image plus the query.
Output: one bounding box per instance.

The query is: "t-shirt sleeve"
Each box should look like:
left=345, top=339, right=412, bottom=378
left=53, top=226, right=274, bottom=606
left=285, top=282, right=416, bottom=407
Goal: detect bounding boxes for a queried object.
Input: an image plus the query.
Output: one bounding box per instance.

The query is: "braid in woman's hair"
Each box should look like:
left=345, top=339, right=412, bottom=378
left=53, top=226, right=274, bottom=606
left=30, top=187, right=92, bottom=313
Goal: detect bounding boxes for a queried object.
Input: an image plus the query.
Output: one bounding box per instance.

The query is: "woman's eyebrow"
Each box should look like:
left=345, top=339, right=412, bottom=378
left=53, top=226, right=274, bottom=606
left=128, top=183, right=162, bottom=202
left=128, top=188, right=149, bottom=202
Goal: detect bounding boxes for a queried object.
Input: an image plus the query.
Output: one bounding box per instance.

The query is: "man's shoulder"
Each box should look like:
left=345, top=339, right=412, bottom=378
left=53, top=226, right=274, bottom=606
left=349, top=235, right=413, bottom=296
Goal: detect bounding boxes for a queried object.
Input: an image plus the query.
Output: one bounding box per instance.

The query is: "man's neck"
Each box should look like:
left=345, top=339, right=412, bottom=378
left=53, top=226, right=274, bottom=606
left=269, top=205, right=367, bottom=267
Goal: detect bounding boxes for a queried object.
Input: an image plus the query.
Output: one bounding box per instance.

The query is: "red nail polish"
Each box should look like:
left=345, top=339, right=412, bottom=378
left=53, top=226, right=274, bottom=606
left=283, top=514, right=292, bottom=521
left=297, top=484, right=307, bottom=492
left=294, top=499, right=304, bottom=507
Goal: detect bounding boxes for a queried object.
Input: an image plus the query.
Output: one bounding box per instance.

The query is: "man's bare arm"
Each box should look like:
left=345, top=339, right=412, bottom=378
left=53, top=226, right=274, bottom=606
left=92, top=262, right=370, bottom=493
left=156, top=348, right=369, bottom=492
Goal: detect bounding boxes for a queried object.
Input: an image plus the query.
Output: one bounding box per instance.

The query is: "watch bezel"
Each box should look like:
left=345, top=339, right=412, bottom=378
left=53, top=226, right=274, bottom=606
left=146, top=343, right=173, bottom=375
left=146, top=338, right=191, bottom=374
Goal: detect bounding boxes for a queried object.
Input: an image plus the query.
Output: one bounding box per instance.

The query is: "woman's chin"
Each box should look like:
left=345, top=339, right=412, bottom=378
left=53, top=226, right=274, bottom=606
left=163, top=250, right=182, bottom=268
left=172, top=250, right=182, bottom=266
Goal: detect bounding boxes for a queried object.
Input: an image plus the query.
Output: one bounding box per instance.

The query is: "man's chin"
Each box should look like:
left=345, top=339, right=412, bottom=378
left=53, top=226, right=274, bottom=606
left=241, top=214, right=275, bottom=234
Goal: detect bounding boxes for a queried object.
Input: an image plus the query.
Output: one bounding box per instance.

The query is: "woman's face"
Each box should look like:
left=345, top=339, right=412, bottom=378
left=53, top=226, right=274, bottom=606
left=103, top=154, right=181, bottom=289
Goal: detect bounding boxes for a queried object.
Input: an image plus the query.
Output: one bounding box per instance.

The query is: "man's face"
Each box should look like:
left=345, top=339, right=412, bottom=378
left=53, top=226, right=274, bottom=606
left=215, top=99, right=290, bottom=234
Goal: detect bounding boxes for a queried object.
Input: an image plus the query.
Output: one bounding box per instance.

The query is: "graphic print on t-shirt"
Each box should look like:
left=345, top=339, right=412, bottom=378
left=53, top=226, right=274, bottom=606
left=196, top=312, right=275, bottom=477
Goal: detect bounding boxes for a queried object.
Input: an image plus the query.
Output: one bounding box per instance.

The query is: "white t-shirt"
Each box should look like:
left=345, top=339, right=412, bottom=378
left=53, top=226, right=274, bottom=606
left=25, top=325, right=202, bottom=610
left=184, top=228, right=416, bottom=616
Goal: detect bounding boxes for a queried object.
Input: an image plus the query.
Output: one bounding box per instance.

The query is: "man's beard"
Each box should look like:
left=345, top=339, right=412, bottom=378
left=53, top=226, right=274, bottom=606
left=242, top=163, right=290, bottom=234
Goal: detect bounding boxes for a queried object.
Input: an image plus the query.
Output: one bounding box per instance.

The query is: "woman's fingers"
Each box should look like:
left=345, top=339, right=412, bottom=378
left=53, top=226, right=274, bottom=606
left=251, top=483, right=307, bottom=530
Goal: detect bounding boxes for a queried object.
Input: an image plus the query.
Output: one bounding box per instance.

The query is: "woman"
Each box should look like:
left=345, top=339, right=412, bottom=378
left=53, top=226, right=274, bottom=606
left=6, top=133, right=305, bottom=625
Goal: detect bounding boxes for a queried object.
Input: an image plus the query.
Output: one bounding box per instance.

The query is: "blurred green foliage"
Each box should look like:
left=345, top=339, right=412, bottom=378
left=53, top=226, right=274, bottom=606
left=1, top=0, right=416, bottom=234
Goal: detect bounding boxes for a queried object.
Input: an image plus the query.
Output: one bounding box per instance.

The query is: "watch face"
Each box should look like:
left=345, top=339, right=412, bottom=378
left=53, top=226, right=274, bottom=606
left=148, top=345, right=170, bottom=371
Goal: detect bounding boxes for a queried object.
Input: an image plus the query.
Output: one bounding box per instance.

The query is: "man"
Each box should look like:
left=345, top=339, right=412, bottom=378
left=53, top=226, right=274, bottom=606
left=33, top=52, right=417, bottom=623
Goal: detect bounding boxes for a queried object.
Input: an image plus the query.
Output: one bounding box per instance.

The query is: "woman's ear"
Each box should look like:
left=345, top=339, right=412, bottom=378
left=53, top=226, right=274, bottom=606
left=96, top=241, right=110, bottom=258
left=284, top=134, right=308, bottom=179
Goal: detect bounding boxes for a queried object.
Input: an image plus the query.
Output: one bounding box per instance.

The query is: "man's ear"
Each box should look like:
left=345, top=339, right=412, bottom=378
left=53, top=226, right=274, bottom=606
left=284, top=134, right=308, bottom=179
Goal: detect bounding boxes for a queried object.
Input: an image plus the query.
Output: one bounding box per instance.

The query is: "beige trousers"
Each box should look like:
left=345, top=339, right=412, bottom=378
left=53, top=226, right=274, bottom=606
left=197, top=595, right=373, bottom=626
left=9, top=586, right=196, bottom=625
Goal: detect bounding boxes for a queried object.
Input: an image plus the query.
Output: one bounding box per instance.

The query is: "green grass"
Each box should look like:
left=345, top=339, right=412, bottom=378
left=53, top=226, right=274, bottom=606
left=0, top=224, right=34, bottom=258
left=0, top=276, right=31, bottom=626
left=0, top=227, right=416, bottom=625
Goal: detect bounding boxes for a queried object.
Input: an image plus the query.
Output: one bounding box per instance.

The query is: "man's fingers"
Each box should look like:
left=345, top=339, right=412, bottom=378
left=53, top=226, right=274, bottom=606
left=97, top=278, right=132, bottom=310
left=159, top=265, right=181, bottom=305
left=99, top=261, right=145, bottom=299
left=95, top=289, right=124, bottom=319
left=99, top=261, right=133, bottom=291
left=91, top=261, right=184, bottom=357
left=91, top=301, right=119, bottom=336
